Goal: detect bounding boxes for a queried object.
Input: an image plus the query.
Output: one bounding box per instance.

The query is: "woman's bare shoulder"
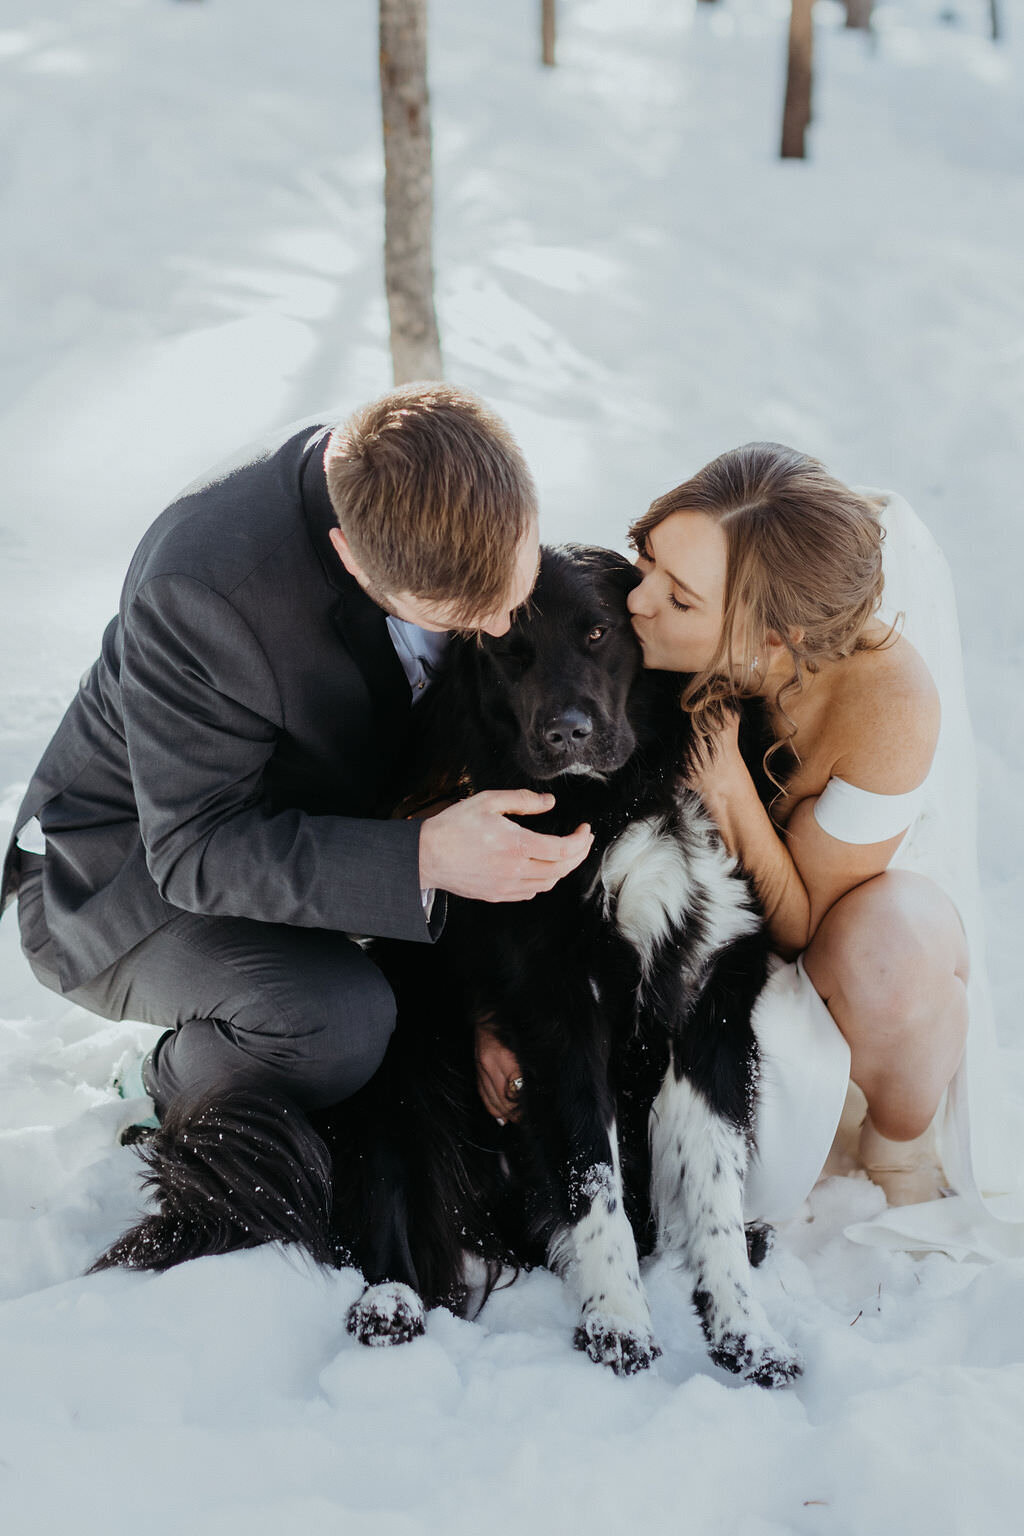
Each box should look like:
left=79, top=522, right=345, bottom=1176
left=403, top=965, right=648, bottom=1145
left=824, top=631, right=940, bottom=791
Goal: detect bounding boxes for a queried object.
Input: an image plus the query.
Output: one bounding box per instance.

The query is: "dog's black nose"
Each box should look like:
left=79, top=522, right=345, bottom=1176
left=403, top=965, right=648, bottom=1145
left=544, top=710, right=593, bottom=749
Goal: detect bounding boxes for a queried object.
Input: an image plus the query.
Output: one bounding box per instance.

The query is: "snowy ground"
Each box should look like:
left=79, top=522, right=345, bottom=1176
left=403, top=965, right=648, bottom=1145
left=1, top=1, right=1023, bottom=1532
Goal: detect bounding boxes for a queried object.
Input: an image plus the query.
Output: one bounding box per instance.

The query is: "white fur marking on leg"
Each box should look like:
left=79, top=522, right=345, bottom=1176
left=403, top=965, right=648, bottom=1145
left=549, top=1125, right=658, bottom=1372
left=650, top=1067, right=801, bottom=1387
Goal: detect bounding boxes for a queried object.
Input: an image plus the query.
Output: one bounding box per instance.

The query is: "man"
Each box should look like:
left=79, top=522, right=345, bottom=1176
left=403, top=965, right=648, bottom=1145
left=0, top=383, right=592, bottom=1120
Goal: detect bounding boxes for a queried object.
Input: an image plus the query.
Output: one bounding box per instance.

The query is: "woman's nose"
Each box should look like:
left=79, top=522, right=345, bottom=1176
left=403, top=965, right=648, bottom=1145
left=627, top=577, right=653, bottom=617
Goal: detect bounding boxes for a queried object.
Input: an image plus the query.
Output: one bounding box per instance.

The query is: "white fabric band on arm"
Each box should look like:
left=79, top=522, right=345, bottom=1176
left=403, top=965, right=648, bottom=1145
left=812, top=776, right=926, bottom=845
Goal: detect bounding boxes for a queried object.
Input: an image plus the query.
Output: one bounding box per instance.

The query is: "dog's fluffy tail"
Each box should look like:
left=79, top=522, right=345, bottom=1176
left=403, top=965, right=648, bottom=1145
left=91, top=1090, right=336, bottom=1273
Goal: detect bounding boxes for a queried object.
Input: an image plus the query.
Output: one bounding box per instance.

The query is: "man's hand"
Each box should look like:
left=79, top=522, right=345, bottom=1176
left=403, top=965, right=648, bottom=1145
left=474, top=1018, right=524, bottom=1124
left=418, top=790, right=593, bottom=902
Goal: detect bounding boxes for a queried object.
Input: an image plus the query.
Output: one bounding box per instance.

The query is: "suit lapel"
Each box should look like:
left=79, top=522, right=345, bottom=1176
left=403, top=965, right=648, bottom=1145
left=299, top=431, right=411, bottom=723
left=330, top=586, right=411, bottom=723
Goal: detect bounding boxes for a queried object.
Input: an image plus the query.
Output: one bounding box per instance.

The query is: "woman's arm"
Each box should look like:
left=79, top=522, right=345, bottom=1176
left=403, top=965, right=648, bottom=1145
left=690, top=676, right=938, bottom=958
left=693, top=729, right=816, bottom=956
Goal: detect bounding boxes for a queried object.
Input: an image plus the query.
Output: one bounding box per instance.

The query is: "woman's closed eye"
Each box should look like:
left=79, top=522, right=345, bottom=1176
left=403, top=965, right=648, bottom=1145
left=668, top=592, right=691, bottom=613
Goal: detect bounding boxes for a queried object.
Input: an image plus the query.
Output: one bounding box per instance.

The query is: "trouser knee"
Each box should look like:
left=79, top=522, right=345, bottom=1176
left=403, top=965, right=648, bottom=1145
left=147, top=961, right=399, bottom=1114
left=289, top=970, right=398, bottom=1109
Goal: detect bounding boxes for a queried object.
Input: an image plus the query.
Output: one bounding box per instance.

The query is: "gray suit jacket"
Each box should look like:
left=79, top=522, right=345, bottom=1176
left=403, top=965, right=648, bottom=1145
left=2, top=423, right=441, bottom=990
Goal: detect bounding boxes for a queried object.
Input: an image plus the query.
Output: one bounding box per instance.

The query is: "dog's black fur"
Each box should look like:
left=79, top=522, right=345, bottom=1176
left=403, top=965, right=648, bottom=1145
left=94, top=545, right=801, bottom=1387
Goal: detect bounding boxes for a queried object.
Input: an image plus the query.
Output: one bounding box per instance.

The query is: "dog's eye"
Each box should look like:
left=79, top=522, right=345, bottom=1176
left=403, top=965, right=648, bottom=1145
left=586, top=625, right=608, bottom=645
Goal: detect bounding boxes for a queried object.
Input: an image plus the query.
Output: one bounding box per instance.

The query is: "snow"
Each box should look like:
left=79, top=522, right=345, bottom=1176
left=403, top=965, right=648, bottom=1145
left=2, top=0, right=1023, bottom=1531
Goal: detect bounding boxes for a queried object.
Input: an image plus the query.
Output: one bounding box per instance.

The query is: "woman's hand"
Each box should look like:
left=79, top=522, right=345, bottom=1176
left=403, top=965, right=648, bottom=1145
left=685, top=707, right=745, bottom=808
left=474, top=1016, right=524, bottom=1124
left=682, top=706, right=757, bottom=863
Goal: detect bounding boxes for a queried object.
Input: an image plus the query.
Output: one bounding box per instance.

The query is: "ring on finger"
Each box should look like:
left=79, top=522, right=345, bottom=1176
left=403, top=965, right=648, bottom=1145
left=507, top=1075, right=525, bottom=1099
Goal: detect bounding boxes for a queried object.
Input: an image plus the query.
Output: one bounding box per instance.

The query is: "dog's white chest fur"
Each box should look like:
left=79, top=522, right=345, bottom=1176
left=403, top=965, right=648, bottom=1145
left=598, top=805, right=759, bottom=980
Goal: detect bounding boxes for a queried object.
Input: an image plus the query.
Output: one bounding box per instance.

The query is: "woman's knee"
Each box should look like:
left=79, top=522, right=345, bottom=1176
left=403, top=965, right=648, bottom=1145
left=805, top=871, right=967, bottom=1025
left=804, top=874, right=968, bottom=1130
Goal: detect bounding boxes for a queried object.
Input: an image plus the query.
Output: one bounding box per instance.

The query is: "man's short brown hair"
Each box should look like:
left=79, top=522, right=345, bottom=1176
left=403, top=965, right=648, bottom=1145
left=324, top=383, right=537, bottom=625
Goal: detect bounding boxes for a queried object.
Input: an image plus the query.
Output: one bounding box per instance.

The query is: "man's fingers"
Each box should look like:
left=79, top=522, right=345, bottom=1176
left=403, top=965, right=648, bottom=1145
left=516, top=821, right=593, bottom=864
left=481, top=789, right=556, bottom=817
left=486, top=860, right=586, bottom=900
left=429, top=792, right=595, bottom=901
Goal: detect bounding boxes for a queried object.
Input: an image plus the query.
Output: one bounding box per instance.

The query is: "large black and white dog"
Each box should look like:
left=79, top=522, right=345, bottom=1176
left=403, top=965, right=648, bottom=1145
left=95, top=546, right=802, bottom=1388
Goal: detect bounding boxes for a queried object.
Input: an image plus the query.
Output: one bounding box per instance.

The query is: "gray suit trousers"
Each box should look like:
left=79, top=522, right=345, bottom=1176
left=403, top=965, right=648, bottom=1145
left=17, top=857, right=396, bottom=1117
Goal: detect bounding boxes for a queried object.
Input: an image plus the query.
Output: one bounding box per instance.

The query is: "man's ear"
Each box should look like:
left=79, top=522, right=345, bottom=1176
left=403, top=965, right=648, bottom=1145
left=329, top=526, right=364, bottom=581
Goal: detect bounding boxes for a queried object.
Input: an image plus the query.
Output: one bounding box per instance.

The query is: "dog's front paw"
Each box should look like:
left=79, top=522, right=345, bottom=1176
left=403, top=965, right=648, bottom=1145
left=346, top=1281, right=426, bottom=1347
left=573, top=1314, right=662, bottom=1377
left=709, top=1329, right=803, bottom=1390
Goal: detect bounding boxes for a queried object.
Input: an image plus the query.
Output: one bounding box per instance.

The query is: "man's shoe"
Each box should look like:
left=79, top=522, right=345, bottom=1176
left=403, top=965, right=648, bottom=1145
left=119, top=1122, right=159, bottom=1147
left=110, top=1049, right=160, bottom=1137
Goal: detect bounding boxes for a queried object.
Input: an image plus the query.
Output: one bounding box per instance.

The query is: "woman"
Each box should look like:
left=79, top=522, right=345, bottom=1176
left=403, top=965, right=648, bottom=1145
left=479, top=442, right=1010, bottom=1237
left=626, top=442, right=966, bottom=1211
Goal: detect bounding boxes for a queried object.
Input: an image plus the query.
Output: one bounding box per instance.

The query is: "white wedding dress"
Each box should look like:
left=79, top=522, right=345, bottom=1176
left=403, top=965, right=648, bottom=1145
left=742, top=490, right=1024, bottom=1261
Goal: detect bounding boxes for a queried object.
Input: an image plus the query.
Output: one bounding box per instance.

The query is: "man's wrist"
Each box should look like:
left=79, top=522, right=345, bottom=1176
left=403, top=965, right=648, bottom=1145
left=417, top=812, right=439, bottom=892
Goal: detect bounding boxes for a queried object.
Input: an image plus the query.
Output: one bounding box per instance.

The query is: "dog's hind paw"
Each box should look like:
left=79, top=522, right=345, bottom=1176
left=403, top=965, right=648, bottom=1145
left=744, top=1221, right=775, bottom=1269
left=573, top=1314, right=661, bottom=1377
left=709, top=1330, right=803, bottom=1390
left=346, top=1282, right=426, bottom=1347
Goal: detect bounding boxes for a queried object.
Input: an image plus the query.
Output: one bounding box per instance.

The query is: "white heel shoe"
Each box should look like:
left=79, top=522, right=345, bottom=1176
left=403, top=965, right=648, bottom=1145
left=858, top=1113, right=947, bottom=1207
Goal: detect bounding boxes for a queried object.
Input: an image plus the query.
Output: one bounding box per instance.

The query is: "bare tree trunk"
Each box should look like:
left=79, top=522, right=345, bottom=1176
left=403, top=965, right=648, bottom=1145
left=780, top=0, right=814, bottom=161
left=990, top=0, right=1001, bottom=41
left=379, top=0, right=442, bottom=384
left=844, top=0, right=873, bottom=27
left=541, top=0, right=556, bottom=67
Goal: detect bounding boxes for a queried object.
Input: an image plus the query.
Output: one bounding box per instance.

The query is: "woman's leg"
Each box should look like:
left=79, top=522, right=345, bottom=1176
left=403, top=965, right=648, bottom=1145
left=802, top=870, right=968, bottom=1142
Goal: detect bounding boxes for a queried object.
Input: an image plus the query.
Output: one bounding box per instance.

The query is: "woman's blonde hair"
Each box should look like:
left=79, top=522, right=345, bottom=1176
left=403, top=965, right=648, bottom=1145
left=628, top=442, right=895, bottom=789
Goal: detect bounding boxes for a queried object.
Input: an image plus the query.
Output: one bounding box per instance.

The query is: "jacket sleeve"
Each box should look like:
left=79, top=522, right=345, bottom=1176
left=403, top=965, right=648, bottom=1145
left=120, top=573, right=436, bottom=942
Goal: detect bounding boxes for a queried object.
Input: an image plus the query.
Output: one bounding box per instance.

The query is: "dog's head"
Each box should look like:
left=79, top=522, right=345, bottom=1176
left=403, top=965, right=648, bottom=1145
left=472, top=544, right=644, bottom=782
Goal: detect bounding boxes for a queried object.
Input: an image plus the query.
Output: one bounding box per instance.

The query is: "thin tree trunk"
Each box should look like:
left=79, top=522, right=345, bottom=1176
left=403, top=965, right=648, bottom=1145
left=844, top=0, right=873, bottom=28
left=990, top=0, right=1001, bottom=42
left=542, top=0, right=556, bottom=67
left=379, top=0, right=443, bottom=384
left=780, top=0, right=814, bottom=161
